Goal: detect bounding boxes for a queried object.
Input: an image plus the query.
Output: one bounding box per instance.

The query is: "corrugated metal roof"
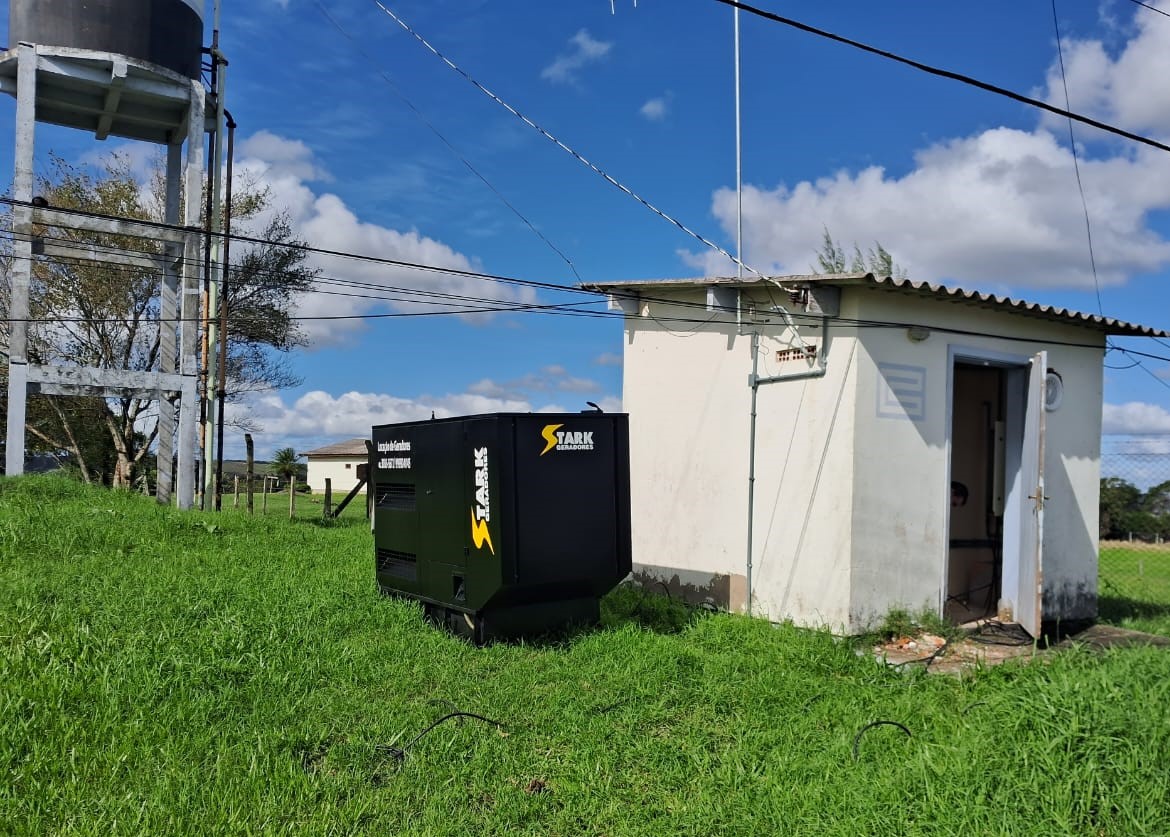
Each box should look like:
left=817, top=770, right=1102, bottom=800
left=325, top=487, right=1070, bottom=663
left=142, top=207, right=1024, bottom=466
left=584, top=273, right=1168, bottom=338
left=303, top=438, right=368, bottom=458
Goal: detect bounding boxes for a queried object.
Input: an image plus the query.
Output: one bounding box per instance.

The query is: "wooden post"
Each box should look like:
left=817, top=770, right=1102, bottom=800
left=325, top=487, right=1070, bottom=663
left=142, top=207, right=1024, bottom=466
left=324, top=478, right=332, bottom=518
left=365, top=439, right=374, bottom=520
left=233, top=476, right=240, bottom=508
left=245, top=433, right=254, bottom=515
left=289, top=475, right=296, bottom=520
left=263, top=476, right=269, bottom=514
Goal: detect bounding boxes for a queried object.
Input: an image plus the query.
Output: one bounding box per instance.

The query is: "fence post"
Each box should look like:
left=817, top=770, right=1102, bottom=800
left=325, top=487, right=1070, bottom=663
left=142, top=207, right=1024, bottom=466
left=245, top=433, right=255, bottom=515
left=233, top=476, right=240, bottom=508
left=324, top=478, right=332, bottom=518
left=263, top=477, right=269, bottom=514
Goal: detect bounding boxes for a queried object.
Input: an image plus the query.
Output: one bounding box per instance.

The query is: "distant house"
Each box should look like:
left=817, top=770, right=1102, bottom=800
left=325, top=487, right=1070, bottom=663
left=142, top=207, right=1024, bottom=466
left=588, top=272, right=1168, bottom=637
left=304, top=438, right=368, bottom=494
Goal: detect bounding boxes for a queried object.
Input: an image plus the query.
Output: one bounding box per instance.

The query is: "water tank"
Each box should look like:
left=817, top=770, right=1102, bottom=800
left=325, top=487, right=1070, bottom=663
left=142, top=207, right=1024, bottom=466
left=10, top=0, right=205, bottom=80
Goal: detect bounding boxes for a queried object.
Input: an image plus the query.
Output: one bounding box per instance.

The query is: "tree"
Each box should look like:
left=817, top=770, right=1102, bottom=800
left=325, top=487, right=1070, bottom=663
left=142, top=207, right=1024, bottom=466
left=813, top=228, right=908, bottom=279
left=268, top=446, right=302, bottom=519
left=1, top=153, right=318, bottom=487
left=1100, top=476, right=1143, bottom=540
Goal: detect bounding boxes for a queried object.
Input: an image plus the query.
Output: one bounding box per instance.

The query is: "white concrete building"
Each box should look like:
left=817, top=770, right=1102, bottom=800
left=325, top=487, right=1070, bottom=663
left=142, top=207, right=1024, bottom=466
left=304, top=438, right=368, bottom=494
left=590, top=273, right=1166, bottom=637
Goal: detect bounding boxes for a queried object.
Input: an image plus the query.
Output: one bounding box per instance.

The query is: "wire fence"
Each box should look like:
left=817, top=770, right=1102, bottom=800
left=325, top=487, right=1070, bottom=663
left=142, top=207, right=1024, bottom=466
left=1099, top=437, right=1170, bottom=607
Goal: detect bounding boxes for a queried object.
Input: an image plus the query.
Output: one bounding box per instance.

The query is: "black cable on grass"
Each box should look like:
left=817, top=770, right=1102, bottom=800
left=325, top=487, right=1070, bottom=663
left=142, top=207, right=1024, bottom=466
left=971, top=621, right=1034, bottom=647
left=852, top=720, right=912, bottom=761
left=629, top=579, right=674, bottom=617
left=426, top=698, right=464, bottom=722
left=375, top=712, right=505, bottom=763
left=962, top=701, right=989, bottom=715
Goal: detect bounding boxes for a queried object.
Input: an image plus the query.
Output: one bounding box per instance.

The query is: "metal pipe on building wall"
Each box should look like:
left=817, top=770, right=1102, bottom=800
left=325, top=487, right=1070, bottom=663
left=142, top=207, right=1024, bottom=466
left=745, top=314, right=831, bottom=612
left=213, top=111, right=236, bottom=511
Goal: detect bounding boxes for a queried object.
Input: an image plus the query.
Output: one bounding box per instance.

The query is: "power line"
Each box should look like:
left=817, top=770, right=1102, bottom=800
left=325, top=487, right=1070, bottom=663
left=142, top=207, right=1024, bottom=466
left=312, top=1, right=583, bottom=284
left=0, top=196, right=596, bottom=298
left=6, top=215, right=1168, bottom=365
left=369, top=1, right=775, bottom=284
left=712, top=0, right=1170, bottom=155
left=1051, top=0, right=1105, bottom=318
left=1125, top=0, right=1170, bottom=20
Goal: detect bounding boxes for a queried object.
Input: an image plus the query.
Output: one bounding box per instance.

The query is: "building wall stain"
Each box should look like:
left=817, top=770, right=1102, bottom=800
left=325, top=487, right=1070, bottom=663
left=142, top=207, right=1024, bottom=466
left=632, top=564, right=743, bottom=611
left=1045, top=576, right=1097, bottom=621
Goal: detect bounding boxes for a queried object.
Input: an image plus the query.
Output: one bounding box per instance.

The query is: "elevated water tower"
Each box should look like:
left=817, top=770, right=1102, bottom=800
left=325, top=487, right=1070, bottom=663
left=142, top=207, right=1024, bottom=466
left=1, top=0, right=211, bottom=508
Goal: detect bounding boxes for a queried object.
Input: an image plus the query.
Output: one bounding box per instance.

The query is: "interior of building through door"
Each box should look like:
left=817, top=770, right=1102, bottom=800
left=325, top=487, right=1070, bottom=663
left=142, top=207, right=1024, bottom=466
left=947, top=364, right=1006, bottom=623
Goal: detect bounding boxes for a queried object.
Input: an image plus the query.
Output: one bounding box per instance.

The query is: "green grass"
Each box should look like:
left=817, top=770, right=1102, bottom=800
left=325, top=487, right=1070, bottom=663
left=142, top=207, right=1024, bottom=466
left=3, top=476, right=1170, bottom=835
left=1099, top=543, right=1170, bottom=635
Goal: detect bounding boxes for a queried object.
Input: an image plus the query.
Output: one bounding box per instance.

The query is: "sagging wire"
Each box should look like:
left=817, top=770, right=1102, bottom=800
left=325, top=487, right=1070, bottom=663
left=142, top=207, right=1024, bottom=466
left=6, top=216, right=1167, bottom=357
left=375, top=710, right=505, bottom=763
left=370, top=1, right=786, bottom=289
left=312, top=1, right=583, bottom=284
left=1051, top=0, right=1105, bottom=318
left=715, top=0, right=1170, bottom=155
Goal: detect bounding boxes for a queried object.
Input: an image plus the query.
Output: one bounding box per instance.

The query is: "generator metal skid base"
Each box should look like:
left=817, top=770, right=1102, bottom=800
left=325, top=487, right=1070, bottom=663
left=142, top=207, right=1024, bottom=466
left=372, top=412, right=632, bottom=644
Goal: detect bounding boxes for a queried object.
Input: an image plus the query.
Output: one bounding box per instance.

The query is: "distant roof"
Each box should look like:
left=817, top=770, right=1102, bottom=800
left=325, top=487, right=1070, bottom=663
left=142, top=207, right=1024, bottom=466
left=584, top=273, right=1168, bottom=338
left=303, top=438, right=368, bottom=458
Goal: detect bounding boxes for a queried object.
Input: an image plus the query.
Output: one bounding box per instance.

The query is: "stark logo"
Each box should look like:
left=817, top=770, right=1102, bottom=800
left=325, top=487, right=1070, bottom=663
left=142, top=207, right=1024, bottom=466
left=540, top=423, right=595, bottom=456
left=470, top=446, right=494, bottom=554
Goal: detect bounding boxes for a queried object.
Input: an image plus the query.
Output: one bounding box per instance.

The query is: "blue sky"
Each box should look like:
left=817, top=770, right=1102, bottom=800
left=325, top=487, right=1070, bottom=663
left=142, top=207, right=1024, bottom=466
left=4, top=0, right=1170, bottom=460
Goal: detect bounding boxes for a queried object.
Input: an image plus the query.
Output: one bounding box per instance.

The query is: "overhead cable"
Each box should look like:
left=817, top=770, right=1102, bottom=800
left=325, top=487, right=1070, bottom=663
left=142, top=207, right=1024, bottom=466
left=312, top=1, right=583, bottom=283
left=1125, top=0, right=1170, bottom=19
left=1050, top=0, right=1105, bottom=318
left=712, top=0, right=1170, bottom=155
left=369, top=1, right=774, bottom=283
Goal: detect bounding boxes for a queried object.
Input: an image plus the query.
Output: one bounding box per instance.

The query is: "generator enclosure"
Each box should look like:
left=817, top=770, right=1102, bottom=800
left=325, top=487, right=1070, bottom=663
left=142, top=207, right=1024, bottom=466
left=371, top=412, right=632, bottom=642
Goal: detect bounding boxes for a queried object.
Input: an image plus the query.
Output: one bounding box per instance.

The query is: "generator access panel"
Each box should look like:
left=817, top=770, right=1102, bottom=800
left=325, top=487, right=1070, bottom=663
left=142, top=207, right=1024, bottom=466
left=371, top=412, right=632, bottom=641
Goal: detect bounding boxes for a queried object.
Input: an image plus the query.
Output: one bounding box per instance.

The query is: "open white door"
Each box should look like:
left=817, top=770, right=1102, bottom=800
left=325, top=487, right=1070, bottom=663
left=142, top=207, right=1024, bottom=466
left=1014, top=352, right=1047, bottom=638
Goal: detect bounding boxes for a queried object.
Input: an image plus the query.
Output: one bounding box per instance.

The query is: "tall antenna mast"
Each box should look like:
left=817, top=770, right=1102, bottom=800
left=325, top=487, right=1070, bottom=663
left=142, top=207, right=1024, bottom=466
left=734, top=6, right=743, bottom=279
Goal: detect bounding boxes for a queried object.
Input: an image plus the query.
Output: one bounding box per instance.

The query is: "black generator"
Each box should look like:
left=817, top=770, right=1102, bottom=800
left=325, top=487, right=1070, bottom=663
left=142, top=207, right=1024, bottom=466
left=371, top=412, right=632, bottom=642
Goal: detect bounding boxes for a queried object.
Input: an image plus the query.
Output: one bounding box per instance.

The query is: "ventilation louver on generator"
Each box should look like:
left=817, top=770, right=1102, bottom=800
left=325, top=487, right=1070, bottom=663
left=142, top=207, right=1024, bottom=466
left=370, top=412, right=632, bottom=643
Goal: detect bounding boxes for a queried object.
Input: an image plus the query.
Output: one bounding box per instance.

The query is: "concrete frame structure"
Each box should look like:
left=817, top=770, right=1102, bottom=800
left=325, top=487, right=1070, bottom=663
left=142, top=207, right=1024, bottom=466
left=590, top=273, right=1167, bottom=636
left=1, top=43, right=206, bottom=508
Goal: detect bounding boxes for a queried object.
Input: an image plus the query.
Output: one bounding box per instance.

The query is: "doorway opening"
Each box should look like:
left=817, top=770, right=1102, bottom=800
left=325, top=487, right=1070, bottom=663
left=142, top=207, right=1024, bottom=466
left=946, top=363, right=1007, bottom=623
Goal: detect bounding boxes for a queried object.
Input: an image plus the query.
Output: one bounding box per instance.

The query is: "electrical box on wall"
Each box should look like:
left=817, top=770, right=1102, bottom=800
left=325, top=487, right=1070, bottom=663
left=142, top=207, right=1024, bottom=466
left=371, top=412, right=633, bottom=643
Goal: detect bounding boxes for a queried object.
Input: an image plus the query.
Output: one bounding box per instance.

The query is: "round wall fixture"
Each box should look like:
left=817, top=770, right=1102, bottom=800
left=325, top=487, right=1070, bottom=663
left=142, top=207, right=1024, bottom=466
left=1045, top=370, right=1064, bottom=412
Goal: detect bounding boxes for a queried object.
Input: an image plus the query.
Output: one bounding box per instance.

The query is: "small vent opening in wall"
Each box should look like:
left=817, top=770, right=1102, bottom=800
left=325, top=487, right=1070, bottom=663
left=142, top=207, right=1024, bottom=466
left=776, top=345, right=818, bottom=363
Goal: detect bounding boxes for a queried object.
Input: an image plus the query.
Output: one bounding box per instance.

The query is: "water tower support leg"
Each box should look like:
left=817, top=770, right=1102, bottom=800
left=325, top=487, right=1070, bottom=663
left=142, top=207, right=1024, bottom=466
left=4, top=45, right=36, bottom=478
left=175, top=80, right=206, bottom=510
left=156, top=142, right=184, bottom=505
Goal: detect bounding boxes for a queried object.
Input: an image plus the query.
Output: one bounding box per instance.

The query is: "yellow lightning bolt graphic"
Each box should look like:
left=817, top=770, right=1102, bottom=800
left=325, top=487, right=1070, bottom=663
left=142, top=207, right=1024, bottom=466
left=540, top=423, right=563, bottom=456
left=470, top=509, right=494, bottom=554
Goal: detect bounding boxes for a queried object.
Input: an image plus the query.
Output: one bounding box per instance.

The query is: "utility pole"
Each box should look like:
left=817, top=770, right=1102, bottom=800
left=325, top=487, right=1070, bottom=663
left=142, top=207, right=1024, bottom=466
left=202, top=0, right=227, bottom=510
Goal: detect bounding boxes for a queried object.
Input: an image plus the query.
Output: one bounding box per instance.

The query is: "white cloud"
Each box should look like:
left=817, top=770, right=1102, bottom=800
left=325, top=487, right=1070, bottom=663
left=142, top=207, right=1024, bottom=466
left=232, top=132, right=537, bottom=348
left=684, top=7, right=1170, bottom=293
left=1103, top=401, right=1170, bottom=435
left=238, top=131, right=331, bottom=182
left=594, top=352, right=622, bottom=366
left=541, top=29, right=613, bottom=85
left=640, top=96, right=669, bottom=122
left=687, top=127, right=1170, bottom=290
left=226, top=387, right=621, bottom=458
left=1039, top=2, right=1170, bottom=139
left=466, top=366, right=602, bottom=401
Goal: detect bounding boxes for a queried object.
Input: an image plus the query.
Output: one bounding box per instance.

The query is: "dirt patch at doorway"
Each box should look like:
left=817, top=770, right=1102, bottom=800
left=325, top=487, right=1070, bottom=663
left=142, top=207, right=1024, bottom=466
left=873, top=621, right=1170, bottom=676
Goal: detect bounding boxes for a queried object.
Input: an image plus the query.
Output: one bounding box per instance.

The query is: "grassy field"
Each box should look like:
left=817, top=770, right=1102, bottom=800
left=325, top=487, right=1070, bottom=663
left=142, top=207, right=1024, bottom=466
left=1098, top=542, right=1170, bottom=634
left=3, top=476, right=1170, bottom=835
